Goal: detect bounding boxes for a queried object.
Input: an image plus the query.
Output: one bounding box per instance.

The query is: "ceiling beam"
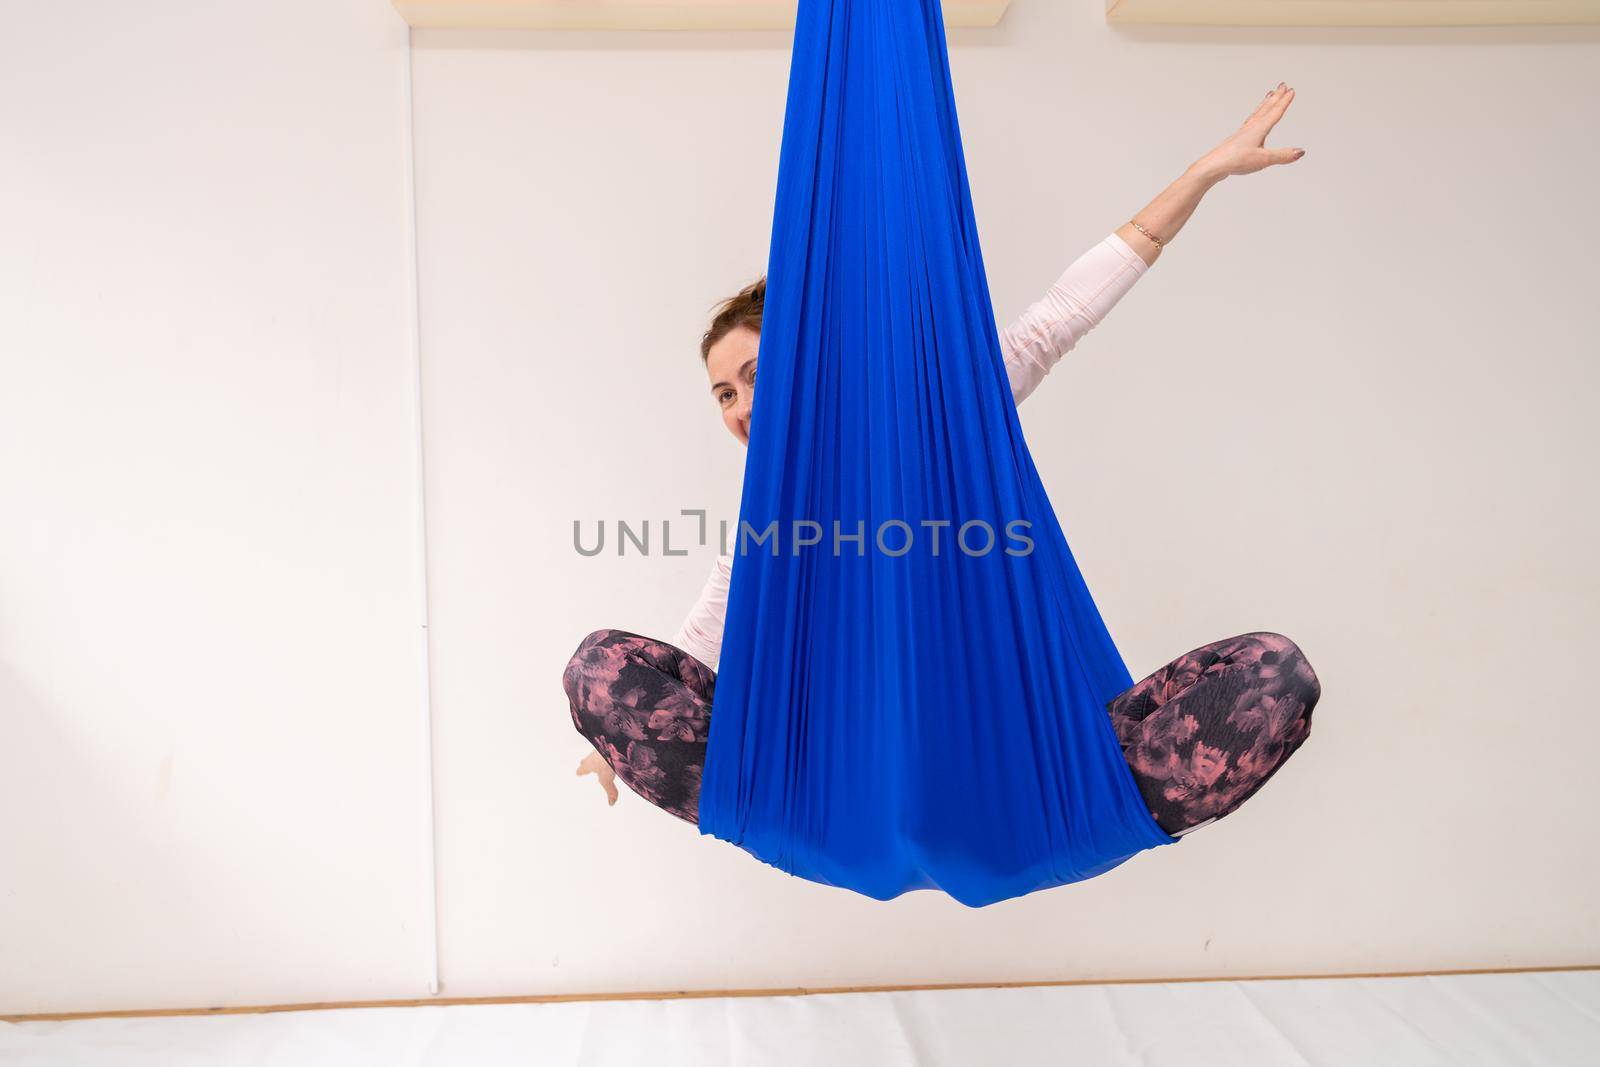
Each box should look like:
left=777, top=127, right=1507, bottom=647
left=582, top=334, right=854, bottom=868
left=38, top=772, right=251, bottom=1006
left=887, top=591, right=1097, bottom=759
left=392, top=0, right=1013, bottom=31
left=1106, top=0, right=1600, bottom=26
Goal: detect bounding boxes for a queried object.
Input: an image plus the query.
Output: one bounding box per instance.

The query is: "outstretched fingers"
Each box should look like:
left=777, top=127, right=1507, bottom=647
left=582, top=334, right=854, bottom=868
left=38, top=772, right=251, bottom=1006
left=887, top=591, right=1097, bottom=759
left=1248, top=83, right=1304, bottom=165
left=1247, top=82, right=1294, bottom=133
left=1245, top=81, right=1288, bottom=125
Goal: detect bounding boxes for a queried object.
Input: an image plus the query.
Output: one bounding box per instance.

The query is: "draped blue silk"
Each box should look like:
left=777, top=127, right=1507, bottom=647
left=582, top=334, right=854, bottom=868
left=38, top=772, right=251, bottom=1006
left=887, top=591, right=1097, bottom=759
left=697, top=0, right=1178, bottom=908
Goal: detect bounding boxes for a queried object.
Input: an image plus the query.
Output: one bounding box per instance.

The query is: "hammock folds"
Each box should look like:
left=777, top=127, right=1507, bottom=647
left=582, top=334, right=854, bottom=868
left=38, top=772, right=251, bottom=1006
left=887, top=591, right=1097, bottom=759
left=698, top=0, right=1178, bottom=908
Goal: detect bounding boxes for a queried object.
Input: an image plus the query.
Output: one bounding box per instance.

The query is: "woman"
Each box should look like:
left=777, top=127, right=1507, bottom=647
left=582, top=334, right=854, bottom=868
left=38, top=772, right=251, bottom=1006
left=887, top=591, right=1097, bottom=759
left=565, top=83, right=1320, bottom=841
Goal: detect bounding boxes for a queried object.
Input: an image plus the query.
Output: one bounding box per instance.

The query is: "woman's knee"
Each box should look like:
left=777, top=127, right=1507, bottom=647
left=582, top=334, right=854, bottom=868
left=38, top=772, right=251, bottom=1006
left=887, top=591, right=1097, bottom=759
left=574, top=627, right=630, bottom=657
left=1239, top=631, right=1321, bottom=714
left=1294, top=643, right=1322, bottom=709
left=562, top=628, right=627, bottom=723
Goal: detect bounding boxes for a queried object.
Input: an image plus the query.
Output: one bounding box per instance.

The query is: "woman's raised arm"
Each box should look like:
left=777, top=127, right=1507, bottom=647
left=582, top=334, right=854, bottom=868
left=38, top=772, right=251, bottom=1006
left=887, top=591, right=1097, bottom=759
left=999, top=82, right=1305, bottom=405
left=997, top=233, right=1150, bottom=406
left=1116, top=82, right=1303, bottom=267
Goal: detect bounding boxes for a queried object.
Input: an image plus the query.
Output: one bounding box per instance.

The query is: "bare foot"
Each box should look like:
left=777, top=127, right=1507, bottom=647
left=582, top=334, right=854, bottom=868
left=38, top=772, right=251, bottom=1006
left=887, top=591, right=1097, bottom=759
left=576, top=750, right=619, bottom=806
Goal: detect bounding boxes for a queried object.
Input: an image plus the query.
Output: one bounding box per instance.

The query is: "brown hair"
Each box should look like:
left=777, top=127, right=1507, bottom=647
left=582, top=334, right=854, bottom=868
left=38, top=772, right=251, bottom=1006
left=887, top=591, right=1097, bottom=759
left=700, top=276, right=766, bottom=362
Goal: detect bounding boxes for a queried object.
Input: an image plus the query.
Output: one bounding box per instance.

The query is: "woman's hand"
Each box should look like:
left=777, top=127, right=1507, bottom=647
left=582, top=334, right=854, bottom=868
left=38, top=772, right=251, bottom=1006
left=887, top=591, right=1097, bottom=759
left=1116, top=82, right=1305, bottom=264
left=1194, top=82, right=1304, bottom=181
left=577, top=749, right=619, bottom=806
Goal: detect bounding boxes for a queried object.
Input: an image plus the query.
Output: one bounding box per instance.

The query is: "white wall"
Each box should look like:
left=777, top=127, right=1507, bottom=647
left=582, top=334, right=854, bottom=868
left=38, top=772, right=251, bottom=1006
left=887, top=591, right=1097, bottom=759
left=0, top=2, right=430, bottom=1014
left=411, top=7, right=1600, bottom=996
left=3, top=0, right=1597, bottom=1015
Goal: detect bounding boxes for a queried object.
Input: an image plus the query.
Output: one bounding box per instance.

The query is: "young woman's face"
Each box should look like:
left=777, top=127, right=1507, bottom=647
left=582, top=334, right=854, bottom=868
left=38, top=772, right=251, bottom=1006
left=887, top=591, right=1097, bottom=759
left=705, top=325, right=760, bottom=446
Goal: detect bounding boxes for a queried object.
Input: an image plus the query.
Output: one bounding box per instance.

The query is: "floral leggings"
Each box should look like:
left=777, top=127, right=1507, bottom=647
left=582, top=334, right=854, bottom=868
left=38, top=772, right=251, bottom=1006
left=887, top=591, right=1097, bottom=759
left=563, top=629, right=1320, bottom=836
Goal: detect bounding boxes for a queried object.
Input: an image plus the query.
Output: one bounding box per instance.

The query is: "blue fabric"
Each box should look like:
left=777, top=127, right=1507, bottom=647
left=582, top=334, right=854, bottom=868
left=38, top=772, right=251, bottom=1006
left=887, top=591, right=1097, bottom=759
left=697, top=0, right=1178, bottom=908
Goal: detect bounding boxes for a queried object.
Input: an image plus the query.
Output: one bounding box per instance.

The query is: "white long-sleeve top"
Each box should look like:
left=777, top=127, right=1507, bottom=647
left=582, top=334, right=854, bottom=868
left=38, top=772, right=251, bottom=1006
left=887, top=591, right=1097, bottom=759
left=672, top=231, right=1149, bottom=671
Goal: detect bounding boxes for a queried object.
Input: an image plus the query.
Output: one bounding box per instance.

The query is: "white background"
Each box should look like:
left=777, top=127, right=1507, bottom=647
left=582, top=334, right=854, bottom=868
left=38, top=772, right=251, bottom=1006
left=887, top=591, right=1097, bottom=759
left=2, top=0, right=1596, bottom=1015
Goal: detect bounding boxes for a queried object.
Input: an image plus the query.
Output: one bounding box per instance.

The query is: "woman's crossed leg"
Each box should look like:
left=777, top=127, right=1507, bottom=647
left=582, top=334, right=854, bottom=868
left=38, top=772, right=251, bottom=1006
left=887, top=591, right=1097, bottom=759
left=1108, top=631, right=1320, bottom=837
left=563, top=628, right=1319, bottom=837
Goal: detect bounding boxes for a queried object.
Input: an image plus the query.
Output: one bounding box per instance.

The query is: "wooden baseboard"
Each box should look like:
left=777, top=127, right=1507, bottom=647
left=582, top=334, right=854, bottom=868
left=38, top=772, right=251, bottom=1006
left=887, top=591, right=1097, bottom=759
left=6, top=962, right=1597, bottom=1024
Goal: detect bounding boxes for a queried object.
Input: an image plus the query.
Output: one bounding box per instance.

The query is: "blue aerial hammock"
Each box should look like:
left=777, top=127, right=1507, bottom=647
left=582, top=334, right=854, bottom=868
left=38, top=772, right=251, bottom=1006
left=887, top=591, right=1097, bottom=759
left=698, top=0, right=1179, bottom=908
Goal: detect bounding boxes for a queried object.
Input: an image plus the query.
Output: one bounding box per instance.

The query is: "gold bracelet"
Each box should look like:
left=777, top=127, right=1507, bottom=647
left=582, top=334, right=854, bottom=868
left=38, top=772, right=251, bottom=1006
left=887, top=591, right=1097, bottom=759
left=1130, top=219, right=1164, bottom=249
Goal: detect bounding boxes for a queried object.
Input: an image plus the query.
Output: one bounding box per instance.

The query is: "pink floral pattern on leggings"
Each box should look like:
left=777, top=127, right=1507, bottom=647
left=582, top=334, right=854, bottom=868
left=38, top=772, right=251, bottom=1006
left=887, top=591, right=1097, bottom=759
left=1107, top=631, right=1320, bottom=831
left=563, top=628, right=714, bottom=823
left=565, top=627, right=1319, bottom=835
